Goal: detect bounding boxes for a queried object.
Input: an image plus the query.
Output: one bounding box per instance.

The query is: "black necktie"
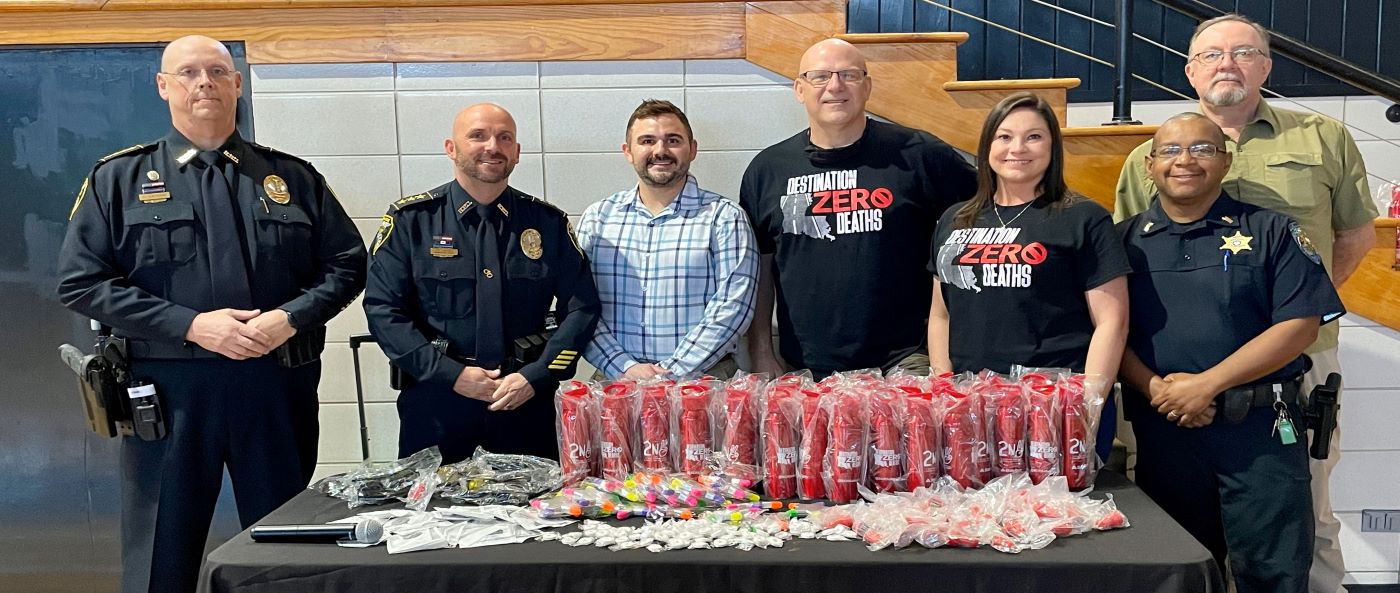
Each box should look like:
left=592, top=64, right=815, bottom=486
left=197, top=151, right=253, bottom=309
left=474, top=206, right=505, bottom=368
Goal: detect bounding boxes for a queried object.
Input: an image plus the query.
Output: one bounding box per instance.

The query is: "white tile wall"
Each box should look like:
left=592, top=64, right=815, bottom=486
left=305, top=155, right=402, bottom=218
left=252, top=92, right=399, bottom=155
left=541, top=87, right=686, bottom=152
left=542, top=152, right=637, bottom=214
left=395, top=62, right=539, bottom=91
left=540, top=60, right=684, bottom=89
left=686, top=86, right=809, bottom=150
left=395, top=89, right=543, bottom=154
left=251, top=63, right=395, bottom=93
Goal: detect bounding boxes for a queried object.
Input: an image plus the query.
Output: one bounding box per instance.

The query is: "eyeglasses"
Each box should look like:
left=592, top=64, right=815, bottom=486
left=1191, top=47, right=1267, bottom=65
left=1150, top=143, right=1226, bottom=159
left=799, top=69, right=868, bottom=85
left=160, top=66, right=235, bottom=83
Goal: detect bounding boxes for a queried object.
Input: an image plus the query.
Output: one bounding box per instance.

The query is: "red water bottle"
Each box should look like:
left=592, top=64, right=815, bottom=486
left=798, top=389, right=829, bottom=500
left=990, top=381, right=1027, bottom=477
left=903, top=388, right=941, bottom=490
left=638, top=382, right=673, bottom=472
left=722, top=377, right=760, bottom=468
left=761, top=385, right=799, bottom=499
left=677, top=383, right=715, bottom=476
left=555, top=381, right=596, bottom=484
left=1022, top=373, right=1062, bottom=485
left=599, top=382, right=635, bottom=480
left=869, top=389, right=904, bottom=492
left=824, top=391, right=866, bottom=503
left=1388, top=181, right=1400, bottom=270
left=1062, top=377, right=1091, bottom=490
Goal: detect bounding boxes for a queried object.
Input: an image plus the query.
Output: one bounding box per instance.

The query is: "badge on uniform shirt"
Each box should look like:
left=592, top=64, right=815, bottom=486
left=263, top=175, right=291, bottom=204
left=521, top=228, right=543, bottom=260
left=146, top=170, right=160, bottom=181
left=1219, top=230, right=1253, bottom=255
left=371, top=215, right=394, bottom=255
left=431, top=235, right=458, bottom=258
left=1289, top=221, right=1323, bottom=265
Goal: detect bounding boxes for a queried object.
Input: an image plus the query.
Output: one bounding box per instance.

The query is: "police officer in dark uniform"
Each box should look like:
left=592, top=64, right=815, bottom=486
left=364, top=103, right=599, bottom=464
left=1117, top=113, right=1344, bottom=593
left=55, top=36, right=366, bottom=593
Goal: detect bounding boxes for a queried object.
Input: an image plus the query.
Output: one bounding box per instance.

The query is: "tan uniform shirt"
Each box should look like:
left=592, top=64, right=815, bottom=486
left=1114, top=100, right=1378, bottom=353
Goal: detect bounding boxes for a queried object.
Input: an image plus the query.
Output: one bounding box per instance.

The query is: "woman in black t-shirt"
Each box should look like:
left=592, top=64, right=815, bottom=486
left=926, top=92, right=1131, bottom=460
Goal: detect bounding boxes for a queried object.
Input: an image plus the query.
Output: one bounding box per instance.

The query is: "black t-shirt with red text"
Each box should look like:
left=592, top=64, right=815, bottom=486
left=741, top=119, right=977, bottom=375
left=930, top=198, right=1130, bottom=374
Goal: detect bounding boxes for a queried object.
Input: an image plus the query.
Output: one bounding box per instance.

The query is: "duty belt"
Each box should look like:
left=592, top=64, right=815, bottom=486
left=1218, top=376, right=1302, bottom=424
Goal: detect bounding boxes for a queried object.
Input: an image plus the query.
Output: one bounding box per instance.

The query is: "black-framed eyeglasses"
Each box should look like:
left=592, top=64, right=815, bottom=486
left=1150, top=143, right=1226, bottom=159
left=799, top=69, right=868, bottom=85
left=1191, top=47, right=1266, bottom=65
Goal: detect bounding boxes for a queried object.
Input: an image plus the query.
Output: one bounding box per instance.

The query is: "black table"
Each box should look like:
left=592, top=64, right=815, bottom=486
left=199, top=471, right=1222, bottom=593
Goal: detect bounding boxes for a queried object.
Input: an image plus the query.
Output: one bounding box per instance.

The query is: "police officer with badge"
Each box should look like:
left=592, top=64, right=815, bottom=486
left=364, top=103, right=599, bottom=463
left=55, top=35, right=366, bottom=593
left=1117, top=113, right=1343, bottom=593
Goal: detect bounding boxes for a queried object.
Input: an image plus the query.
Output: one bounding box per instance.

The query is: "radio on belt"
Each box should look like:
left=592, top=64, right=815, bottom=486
left=127, top=379, right=167, bottom=442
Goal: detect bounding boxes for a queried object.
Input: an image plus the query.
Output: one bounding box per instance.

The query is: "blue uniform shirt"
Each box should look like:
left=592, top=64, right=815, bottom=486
left=1117, top=192, right=1344, bottom=388
left=364, top=180, right=599, bottom=393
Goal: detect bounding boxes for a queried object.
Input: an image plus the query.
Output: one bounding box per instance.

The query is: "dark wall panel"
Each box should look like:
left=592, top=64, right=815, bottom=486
left=849, top=0, right=1396, bottom=103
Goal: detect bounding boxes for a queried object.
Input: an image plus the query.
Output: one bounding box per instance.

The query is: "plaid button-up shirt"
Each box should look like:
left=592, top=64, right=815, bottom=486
left=577, top=176, right=758, bottom=378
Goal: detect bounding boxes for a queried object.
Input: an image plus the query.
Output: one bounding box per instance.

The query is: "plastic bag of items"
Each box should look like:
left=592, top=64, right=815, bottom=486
left=312, top=447, right=443, bottom=509
left=436, top=446, right=563, bottom=506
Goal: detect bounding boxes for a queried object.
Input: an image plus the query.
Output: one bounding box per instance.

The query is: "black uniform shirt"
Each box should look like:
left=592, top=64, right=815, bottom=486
left=56, top=130, right=367, bottom=356
left=1117, top=193, right=1344, bottom=384
left=363, top=180, right=599, bottom=392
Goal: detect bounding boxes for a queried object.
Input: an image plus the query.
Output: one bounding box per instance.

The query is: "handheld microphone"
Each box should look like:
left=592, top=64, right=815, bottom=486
left=251, top=519, right=383, bottom=544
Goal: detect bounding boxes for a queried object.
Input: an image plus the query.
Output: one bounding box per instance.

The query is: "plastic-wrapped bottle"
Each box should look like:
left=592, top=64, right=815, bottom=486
left=555, top=381, right=597, bottom=484
left=722, top=374, right=762, bottom=468
left=1022, top=373, right=1063, bottom=485
left=942, top=382, right=989, bottom=489
left=868, top=388, right=905, bottom=492
left=987, top=378, right=1027, bottom=477
left=760, top=384, right=800, bottom=499
left=676, top=382, right=716, bottom=476
left=1062, top=376, right=1092, bottom=490
left=824, top=390, right=868, bottom=504
left=902, top=387, right=942, bottom=490
left=598, top=382, right=636, bottom=480
left=797, top=388, right=829, bottom=500
left=637, top=381, right=674, bottom=473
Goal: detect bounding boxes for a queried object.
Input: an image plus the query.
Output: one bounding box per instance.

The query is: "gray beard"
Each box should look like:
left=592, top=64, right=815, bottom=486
left=1204, top=84, right=1247, bottom=107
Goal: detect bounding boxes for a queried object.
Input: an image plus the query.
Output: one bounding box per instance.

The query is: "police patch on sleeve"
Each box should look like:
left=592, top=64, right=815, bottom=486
left=1289, top=221, right=1322, bottom=265
left=371, top=214, right=394, bottom=255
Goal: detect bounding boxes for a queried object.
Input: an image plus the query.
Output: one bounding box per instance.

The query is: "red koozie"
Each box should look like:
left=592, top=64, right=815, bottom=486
left=555, top=381, right=596, bottom=484
left=599, top=383, right=635, bottom=480
left=797, top=389, right=828, bottom=500
left=678, top=384, right=714, bottom=475
left=723, top=380, right=758, bottom=467
left=1023, top=375, right=1062, bottom=484
left=869, top=390, right=904, bottom=492
left=825, top=392, right=866, bottom=503
left=762, top=386, right=799, bottom=499
left=1062, top=378, right=1091, bottom=490
left=942, top=388, right=987, bottom=488
left=903, top=389, right=941, bottom=490
left=638, top=383, right=673, bottom=472
left=991, top=383, right=1027, bottom=477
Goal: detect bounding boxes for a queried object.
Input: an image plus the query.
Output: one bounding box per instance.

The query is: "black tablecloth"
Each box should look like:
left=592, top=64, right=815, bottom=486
left=199, top=471, right=1222, bottom=593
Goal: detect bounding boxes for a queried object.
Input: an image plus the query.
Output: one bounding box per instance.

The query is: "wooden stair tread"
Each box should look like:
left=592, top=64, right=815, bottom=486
left=943, top=78, right=1081, bottom=91
left=1062, top=124, right=1158, bottom=137
left=835, top=32, right=969, bottom=46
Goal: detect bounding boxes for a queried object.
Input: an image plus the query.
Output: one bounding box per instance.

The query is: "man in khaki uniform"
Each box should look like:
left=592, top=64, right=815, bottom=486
left=1114, top=14, right=1378, bottom=593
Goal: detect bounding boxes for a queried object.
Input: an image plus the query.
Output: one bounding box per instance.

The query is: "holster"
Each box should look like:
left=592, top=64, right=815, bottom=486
left=59, top=335, right=134, bottom=438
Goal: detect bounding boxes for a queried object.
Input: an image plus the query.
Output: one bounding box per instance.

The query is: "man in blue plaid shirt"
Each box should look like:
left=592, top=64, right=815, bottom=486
left=576, top=100, right=759, bottom=379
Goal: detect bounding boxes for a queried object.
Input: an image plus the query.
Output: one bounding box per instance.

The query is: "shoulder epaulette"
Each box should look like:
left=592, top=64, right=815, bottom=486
left=95, top=144, right=151, bottom=165
left=247, top=141, right=315, bottom=167
left=391, top=189, right=444, bottom=211
left=523, top=194, right=570, bottom=219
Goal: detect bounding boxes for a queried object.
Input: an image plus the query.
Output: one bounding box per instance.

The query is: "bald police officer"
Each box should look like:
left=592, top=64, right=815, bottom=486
left=1118, top=113, right=1344, bottom=593
left=56, top=35, right=366, bottom=593
left=364, top=103, right=599, bottom=463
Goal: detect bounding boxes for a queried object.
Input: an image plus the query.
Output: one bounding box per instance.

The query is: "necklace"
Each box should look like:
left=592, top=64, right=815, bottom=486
left=993, top=200, right=1035, bottom=228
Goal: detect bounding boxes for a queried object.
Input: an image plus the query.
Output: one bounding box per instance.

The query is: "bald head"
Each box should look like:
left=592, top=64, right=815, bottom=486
left=798, top=38, right=867, bottom=74
left=1152, top=112, right=1227, bottom=149
left=794, top=38, right=872, bottom=147
left=161, top=35, right=233, bottom=72
left=446, top=103, right=521, bottom=192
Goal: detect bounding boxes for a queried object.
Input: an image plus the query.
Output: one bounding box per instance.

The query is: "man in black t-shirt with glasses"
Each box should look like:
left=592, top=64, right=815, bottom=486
left=740, top=38, right=977, bottom=377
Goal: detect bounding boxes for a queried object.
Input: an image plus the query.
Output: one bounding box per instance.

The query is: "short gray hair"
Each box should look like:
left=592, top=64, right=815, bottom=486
left=1189, top=14, right=1272, bottom=57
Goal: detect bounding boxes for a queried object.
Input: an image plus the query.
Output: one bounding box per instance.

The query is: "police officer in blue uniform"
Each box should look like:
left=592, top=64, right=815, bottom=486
left=1117, top=113, right=1344, bottom=593
left=55, top=36, right=366, bottom=593
left=364, top=103, right=599, bottom=464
